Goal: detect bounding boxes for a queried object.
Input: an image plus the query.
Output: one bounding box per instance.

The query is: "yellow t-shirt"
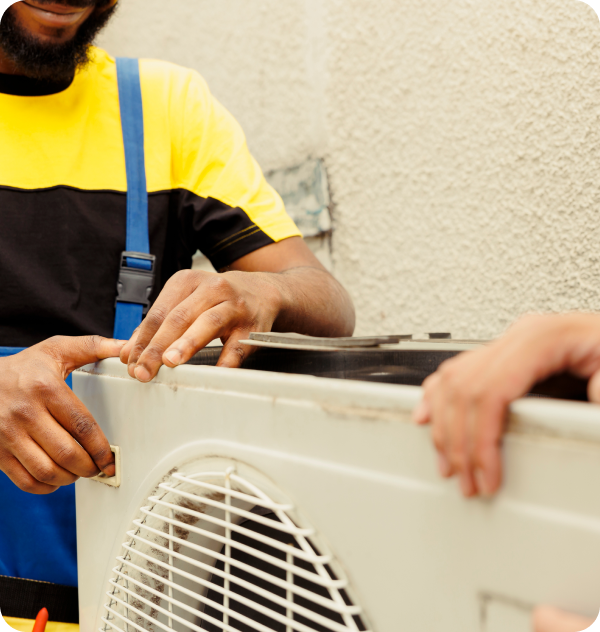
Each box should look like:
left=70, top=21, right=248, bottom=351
left=0, top=47, right=300, bottom=345
left=4, top=617, right=78, bottom=632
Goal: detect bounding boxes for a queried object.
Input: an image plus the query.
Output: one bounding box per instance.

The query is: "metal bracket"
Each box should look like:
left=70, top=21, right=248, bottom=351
left=90, top=446, right=121, bottom=488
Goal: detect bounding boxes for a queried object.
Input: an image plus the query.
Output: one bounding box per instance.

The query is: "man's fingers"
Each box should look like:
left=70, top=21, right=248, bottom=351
left=436, top=452, right=451, bottom=478
left=445, top=395, right=471, bottom=485
left=471, top=395, right=508, bottom=496
left=464, top=336, right=551, bottom=495
left=429, top=344, right=521, bottom=496
left=44, top=335, right=127, bottom=376
left=120, top=326, right=141, bottom=365
left=474, top=443, right=503, bottom=497
left=125, top=272, right=206, bottom=372
left=0, top=454, right=59, bottom=495
left=412, top=398, right=430, bottom=426
left=428, top=353, right=493, bottom=493
left=135, top=295, right=229, bottom=380
left=429, top=363, right=464, bottom=479
left=431, top=419, right=454, bottom=478
left=413, top=373, right=439, bottom=425
left=459, top=471, right=477, bottom=497
left=448, top=376, right=506, bottom=497
left=160, top=300, right=257, bottom=371
left=46, top=384, right=115, bottom=476
left=134, top=301, right=237, bottom=382
left=6, top=437, right=78, bottom=489
left=30, top=415, right=100, bottom=479
left=217, top=332, right=257, bottom=369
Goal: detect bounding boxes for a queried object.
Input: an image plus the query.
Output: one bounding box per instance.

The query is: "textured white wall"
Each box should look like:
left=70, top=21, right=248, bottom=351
left=98, top=0, right=600, bottom=338
left=98, top=0, right=326, bottom=172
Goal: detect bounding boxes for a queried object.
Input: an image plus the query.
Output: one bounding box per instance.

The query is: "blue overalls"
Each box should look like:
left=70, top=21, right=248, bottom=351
left=0, top=58, right=154, bottom=588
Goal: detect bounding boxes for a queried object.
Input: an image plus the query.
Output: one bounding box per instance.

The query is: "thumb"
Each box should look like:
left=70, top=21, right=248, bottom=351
left=42, top=335, right=127, bottom=376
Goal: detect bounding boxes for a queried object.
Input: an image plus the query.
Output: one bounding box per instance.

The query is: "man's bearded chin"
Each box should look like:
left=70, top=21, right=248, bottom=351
left=0, top=2, right=117, bottom=82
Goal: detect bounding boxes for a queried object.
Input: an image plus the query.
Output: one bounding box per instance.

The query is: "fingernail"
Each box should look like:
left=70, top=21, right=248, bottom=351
left=128, top=363, right=136, bottom=378
left=134, top=366, right=151, bottom=382
left=164, top=349, right=182, bottom=366
left=475, top=469, right=493, bottom=497
left=438, top=453, right=451, bottom=477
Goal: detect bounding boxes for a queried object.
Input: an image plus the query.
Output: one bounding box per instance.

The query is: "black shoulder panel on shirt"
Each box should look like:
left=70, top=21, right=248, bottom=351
left=177, top=192, right=276, bottom=271
left=0, top=186, right=275, bottom=346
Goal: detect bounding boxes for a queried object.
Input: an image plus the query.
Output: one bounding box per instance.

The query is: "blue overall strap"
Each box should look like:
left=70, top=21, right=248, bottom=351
left=0, top=347, right=76, bottom=586
left=113, top=58, right=156, bottom=341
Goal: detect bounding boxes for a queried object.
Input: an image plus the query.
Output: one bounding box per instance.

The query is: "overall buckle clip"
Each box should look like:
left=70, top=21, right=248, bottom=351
left=115, top=251, right=156, bottom=314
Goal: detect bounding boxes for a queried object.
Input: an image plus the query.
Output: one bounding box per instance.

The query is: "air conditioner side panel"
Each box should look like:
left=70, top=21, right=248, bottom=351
left=74, top=362, right=600, bottom=632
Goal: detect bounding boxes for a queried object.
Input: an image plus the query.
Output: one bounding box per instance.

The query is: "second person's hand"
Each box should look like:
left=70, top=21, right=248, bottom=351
left=413, top=313, right=600, bottom=498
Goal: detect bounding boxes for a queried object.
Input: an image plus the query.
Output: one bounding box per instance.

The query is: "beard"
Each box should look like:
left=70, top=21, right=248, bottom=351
left=0, top=1, right=117, bottom=82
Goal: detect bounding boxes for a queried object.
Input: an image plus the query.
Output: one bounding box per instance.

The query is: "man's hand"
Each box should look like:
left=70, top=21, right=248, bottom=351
left=413, top=313, right=600, bottom=497
left=121, top=237, right=355, bottom=382
left=121, top=269, right=283, bottom=380
left=0, top=336, right=125, bottom=495
left=533, top=607, right=600, bottom=632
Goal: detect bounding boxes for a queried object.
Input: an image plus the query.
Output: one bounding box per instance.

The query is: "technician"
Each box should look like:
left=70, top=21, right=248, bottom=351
left=0, top=0, right=355, bottom=607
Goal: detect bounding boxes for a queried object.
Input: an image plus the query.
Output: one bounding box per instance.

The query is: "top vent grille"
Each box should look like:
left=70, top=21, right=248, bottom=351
left=101, top=466, right=370, bottom=632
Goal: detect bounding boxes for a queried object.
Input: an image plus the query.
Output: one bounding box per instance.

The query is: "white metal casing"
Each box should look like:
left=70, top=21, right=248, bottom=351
left=75, top=358, right=600, bottom=632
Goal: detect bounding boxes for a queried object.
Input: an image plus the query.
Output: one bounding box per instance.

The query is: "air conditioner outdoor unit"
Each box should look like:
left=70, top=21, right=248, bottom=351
left=74, top=343, right=600, bottom=632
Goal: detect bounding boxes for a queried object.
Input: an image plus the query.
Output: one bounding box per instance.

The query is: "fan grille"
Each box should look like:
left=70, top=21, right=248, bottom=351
left=101, top=466, right=370, bottom=632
